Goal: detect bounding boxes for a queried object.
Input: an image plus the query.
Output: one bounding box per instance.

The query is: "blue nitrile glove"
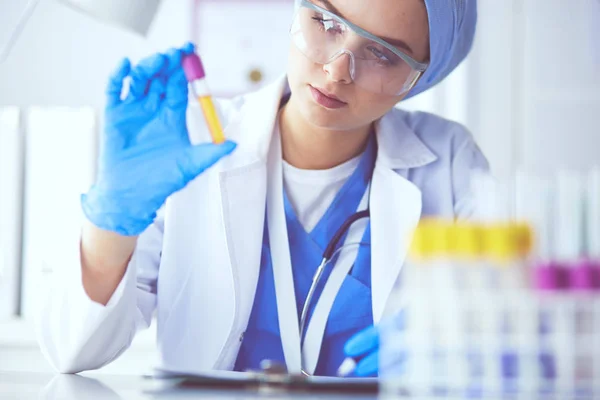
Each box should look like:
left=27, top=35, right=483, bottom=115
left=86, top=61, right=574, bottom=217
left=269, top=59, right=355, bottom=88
left=344, top=324, right=380, bottom=377
left=343, top=311, right=407, bottom=377
left=81, top=43, right=237, bottom=236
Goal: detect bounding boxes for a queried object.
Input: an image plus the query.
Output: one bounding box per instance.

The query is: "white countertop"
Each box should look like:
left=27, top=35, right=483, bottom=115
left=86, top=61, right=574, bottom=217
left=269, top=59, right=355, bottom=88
left=0, top=317, right=158, bottom=376
left=0, top=318, right=379, bottom=399
left=0, top=344, right=379, bottom=400
left=1, top=371, right=381, bottom=400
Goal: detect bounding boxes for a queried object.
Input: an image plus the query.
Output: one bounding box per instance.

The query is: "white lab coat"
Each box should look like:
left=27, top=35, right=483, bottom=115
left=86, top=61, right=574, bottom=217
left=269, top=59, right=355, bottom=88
left=36, top=76, right=489, bottom=374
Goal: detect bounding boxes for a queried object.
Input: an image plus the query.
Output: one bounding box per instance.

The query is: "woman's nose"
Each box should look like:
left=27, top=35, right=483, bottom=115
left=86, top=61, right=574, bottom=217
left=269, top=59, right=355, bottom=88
left=323, top=50, right=354, bottom=84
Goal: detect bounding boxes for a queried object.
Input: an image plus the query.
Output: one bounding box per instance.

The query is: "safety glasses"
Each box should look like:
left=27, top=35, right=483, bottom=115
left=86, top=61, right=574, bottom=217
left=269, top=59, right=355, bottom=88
left=290, top=0, right=429, bottom=96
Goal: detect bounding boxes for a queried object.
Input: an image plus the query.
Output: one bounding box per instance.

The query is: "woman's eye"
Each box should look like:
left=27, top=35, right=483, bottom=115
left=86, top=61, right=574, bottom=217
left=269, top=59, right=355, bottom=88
left=368, top=47, right=395, bottom=65
left=311, top=15, right=342, bottom=34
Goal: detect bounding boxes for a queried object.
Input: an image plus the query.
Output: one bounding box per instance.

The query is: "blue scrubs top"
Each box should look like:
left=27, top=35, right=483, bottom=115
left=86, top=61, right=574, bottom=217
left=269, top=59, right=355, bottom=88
left=234, top=135, right=377, bottom=376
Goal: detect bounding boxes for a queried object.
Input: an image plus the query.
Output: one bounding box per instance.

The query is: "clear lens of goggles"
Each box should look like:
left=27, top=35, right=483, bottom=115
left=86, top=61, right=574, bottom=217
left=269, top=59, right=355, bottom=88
left=290, top=1, right=428, bottom=96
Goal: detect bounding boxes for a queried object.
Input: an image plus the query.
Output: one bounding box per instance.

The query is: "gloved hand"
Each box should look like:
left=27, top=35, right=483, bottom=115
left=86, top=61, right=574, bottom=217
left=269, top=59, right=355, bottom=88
left=81, top=43, right=236, bottom=236
left=344, top=324, right=380, bottom=377
left=343, top=311, right=407, bottom=377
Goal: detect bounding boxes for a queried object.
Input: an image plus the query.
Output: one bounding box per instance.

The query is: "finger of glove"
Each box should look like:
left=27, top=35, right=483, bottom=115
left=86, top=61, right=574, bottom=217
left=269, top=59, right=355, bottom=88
left=144, top=77, right=168, bottom=113
left=106, top=58, right=131, bottom=107
left=344, top=325, right=380, bottom=358
left=178, top=141, right=237, bottom=182
left=161, top=47, right=183, bottom=76
left=166, top=69, right=188, bottom=109
left=162, top=42, right=195, bottom=77
left=181, top=41, right=195, bottom=55
left=354, top=351, right=379, bottom=377
left=128, top=53, right=167, bottom=99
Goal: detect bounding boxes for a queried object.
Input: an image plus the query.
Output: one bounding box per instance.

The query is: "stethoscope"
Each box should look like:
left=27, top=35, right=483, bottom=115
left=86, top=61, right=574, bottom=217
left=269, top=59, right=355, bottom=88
left=266, top=126, right=374, bottom=376
left=259, top=207, right=372, bottom=377
left=263, top=205, right=372, bottom=376
left=298, top=209, right=370, bottom=350
left=298, top=205, right=371, bottom=376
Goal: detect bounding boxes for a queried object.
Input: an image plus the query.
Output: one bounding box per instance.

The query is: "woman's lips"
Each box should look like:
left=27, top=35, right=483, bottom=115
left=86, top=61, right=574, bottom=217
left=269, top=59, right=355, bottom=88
left=309, top=85, right=347, bottom=109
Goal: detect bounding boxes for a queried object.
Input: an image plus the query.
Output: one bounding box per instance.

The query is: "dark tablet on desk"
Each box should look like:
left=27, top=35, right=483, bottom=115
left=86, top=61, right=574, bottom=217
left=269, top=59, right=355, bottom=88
left=147, top=369, right=379, bottom=395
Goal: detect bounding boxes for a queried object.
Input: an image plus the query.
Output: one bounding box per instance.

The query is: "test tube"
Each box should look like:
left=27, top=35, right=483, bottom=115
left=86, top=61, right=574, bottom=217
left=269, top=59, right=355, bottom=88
left=556, top=171, right=590, bottom=288
left=588, top=168, right=600, bottom=395
left=399, top=222, right=434, bottom=396
left=452, top=223, right=485, bottom=397
left=427, top=221, right=458, bottom=396
left=483, top=224, right=523, bottom=396
left=182, top=52, right=226, bottom=144
left=587, top=168, right=600, bottom=271
left=520, top=173, right=561, bottom=395
left=555, top=170, right=591, bottom=395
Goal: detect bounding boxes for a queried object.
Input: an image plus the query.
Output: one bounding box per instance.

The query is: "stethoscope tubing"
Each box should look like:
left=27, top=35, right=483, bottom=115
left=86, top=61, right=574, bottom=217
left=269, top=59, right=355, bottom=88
left=298, top=209, right=370, bottom=375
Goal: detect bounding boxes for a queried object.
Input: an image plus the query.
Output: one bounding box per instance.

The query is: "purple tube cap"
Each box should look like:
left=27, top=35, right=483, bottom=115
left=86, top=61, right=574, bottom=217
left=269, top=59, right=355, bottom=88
left=568, top=260, right=600, bottom=291
left=182, top=53, right=205, bottom=82
left=533, top=262, right=562, bottom=291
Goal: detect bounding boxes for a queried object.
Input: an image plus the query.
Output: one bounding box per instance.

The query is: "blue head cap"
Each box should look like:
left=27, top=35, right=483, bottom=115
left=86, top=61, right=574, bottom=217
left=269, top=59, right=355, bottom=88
left=405, top=0, right=478, bottom=99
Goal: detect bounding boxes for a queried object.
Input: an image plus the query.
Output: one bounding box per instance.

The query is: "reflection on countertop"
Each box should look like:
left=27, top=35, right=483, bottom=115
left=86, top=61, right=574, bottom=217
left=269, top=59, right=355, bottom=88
left=1, top=372, right=379, bottom=400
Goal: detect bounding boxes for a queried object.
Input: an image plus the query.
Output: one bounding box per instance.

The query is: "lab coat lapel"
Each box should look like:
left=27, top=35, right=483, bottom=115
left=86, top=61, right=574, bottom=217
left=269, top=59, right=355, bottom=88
left=370, top=111, right=437, bottom=324
left=216, top=77, right=288, bottom=356
left=370, top=163, right=422, bottom=324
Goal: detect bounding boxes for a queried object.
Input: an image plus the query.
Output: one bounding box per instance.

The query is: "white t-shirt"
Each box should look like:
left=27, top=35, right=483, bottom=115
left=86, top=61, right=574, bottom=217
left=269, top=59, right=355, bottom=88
left=282, top=155, right=361, bottom=233
left=276, top=111, right=363, bottom=232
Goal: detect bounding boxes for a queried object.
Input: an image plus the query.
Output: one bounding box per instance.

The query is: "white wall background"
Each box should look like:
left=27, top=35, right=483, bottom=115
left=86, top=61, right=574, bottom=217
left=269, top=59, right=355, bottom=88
left=0, top=0, right=194, bottom=374
left=194, top=1, right=295, bottom=96
left=0, top=0, right=599, bottom=374
left=2, top=0, right=598, bottom=173
left=0, top=0, right=193, bottom=107
left=473, top=0, right=600, bottom=178
left=518, top=0, right=600, bottom=175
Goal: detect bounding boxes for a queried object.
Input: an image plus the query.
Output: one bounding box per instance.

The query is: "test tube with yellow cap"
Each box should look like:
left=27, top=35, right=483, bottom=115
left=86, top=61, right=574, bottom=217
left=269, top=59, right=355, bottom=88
left=182, top=52, right=226, bottom=144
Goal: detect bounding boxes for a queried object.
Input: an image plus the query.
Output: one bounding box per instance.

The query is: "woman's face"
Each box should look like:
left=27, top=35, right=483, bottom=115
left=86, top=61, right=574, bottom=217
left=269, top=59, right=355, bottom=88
left=286, top=0, right=430, bottom=131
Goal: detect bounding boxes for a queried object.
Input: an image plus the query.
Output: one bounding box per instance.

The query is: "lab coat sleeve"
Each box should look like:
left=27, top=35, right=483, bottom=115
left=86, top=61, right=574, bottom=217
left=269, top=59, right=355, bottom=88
left=451, top=128, right=491, bottom=220
left=35, top=208, right=164, bottom=374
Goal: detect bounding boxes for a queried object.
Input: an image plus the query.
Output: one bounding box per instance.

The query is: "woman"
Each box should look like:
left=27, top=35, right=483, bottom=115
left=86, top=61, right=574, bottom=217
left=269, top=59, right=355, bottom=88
left=37, top=0, right=486, bottom=377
